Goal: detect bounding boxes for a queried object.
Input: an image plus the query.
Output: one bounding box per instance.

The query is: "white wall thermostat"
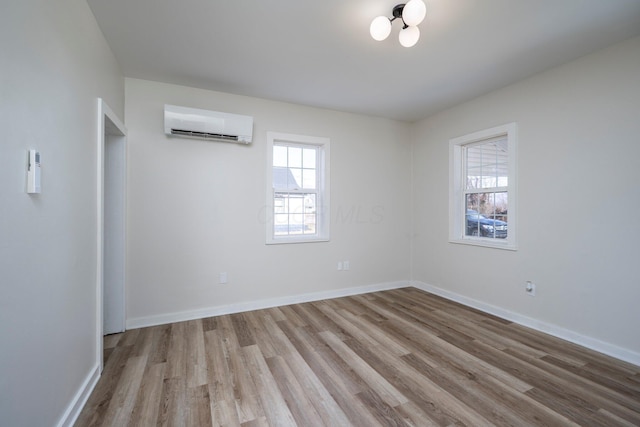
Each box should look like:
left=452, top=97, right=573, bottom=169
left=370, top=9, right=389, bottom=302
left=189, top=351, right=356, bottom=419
left=27, top=149, right=41, bottom=194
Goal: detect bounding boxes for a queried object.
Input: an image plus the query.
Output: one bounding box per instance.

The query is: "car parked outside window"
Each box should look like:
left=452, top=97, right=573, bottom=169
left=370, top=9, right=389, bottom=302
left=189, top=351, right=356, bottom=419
left=465, top=209, right=507, bottom=239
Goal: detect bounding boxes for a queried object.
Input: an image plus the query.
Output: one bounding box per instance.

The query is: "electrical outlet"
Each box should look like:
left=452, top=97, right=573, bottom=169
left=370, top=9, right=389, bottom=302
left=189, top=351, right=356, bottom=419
left=219, top=272, right=228, bottom=284
left=343, top=260, right=350, bottom=271
left=337, top=261, right=343, bottom=271
left=525, top=281, right=536, bottom=297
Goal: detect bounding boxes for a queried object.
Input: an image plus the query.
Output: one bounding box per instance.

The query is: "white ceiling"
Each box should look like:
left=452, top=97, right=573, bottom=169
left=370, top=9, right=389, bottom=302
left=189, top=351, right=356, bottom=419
left=88, top=0, right=640, bottom=122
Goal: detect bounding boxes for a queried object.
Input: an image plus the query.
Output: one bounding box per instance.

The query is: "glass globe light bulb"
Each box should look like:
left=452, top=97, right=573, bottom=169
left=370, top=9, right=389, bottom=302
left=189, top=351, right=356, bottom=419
left=402, top=0, right=426, bottom=27
left=399, top=26, right=420, bottom=47
left=370, top=16, right=391, bottom=41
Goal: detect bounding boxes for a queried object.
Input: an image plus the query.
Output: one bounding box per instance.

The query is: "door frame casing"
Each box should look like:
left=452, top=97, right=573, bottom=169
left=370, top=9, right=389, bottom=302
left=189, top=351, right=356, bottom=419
left=96, top=98, right=127, bottom=370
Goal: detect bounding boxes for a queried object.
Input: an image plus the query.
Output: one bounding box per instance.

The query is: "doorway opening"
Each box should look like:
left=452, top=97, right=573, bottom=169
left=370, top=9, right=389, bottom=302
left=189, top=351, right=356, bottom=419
left=97, top=99, right=127, bottom=370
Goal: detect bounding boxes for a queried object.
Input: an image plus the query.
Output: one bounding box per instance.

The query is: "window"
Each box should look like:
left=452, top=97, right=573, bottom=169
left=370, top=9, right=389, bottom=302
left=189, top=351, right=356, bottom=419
left=449, top=123, right=517, bottom=250
left=266, top=132, right=330, bottom=244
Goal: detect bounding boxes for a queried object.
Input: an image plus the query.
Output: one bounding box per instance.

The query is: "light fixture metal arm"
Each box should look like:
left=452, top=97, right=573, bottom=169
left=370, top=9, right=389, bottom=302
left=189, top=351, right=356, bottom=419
left=391, top=4, right=407, bottom=26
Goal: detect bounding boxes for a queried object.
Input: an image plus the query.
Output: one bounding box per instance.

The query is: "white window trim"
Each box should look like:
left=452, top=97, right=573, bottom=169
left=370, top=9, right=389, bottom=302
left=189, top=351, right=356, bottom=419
left=266, top=131, right=330, bottom=245
left=449, top=123, right=518, bottom=250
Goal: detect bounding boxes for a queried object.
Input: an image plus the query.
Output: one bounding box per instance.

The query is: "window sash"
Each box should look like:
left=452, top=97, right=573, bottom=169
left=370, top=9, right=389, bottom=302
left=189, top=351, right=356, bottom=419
left=273, top=144, right=319, bottom=191
left=463, top=136, right=509, bottom=190
left=273, top=191, right=318, bottom=237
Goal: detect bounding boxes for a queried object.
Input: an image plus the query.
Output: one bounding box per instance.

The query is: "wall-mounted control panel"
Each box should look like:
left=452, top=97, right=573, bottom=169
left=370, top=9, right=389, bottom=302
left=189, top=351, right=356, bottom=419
left=27, top=149, right=41, bottom=194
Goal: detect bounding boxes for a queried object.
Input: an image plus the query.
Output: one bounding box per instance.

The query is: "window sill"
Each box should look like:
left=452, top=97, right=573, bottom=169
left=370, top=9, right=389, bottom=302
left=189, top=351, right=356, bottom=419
left=266, top=236, right=330, bottom=245
left=449, top=237, right=517, bottom=251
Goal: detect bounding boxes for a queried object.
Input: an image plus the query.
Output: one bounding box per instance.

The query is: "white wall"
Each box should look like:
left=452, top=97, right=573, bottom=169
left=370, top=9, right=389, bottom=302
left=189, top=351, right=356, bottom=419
left=0, top=0, right=124, bottom=425
left=412, top=36, right=640, bottom=358
left=2, top=5, right=637, bottom=425
left=125, top=79, right=411, bottom=325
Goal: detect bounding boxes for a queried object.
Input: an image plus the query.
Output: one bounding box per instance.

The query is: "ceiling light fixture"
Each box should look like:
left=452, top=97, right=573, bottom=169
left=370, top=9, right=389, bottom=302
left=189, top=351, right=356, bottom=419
left=370, top=0, right=426, bottom=48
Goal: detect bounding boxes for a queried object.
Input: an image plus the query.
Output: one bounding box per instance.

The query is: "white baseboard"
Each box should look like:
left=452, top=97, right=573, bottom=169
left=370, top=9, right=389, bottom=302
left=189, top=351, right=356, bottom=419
left=56, top=364, right=100, bottom=427
left=127, top=281, right=410, bottom=329
left=412, top=281, right=640, bottom=367
left=126, top=279, right=639, bottom=366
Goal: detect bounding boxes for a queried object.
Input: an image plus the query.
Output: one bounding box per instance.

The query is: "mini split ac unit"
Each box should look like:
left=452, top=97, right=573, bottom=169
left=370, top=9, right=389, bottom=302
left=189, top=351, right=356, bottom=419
left=164, top=104, right=253, bottom=144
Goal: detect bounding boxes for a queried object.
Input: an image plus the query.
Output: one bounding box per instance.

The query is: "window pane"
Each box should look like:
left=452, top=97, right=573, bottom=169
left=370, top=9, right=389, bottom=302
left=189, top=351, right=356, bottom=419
left=481, top=144, right=498, bottom=189
left=305, top=194, right=316, bottom=212
left=302, top=169, right=316, bottom=189
left=466, top=138, right=508, bottom=189
left=273, top=145, right=287, bottom=167
left=274, top=214, right=289, bottom=236
left=466, top=145, right=483, bottom=190
left=274, top=167, right=305, bottom=190
left=494, top=191, right=508, bottom=224
left=289, top=195, right=304, bottom=214
left=290, top=168, right=302, bottom=189
left=303, top=148, right=316, bottom=169
left=289, top=214, right=304, bottom=234
left=273, top=167, right=288, bottom=189
left=304, top=214, right=316, bottom=234
left=288, top=146, right=302, bottom=168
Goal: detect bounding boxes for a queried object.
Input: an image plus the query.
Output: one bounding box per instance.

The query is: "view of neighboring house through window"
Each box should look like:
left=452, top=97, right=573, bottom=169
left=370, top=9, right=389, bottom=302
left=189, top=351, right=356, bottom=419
left=266, top=132, right=330, bottom=244
left=449, top=123, right=517, bottom=250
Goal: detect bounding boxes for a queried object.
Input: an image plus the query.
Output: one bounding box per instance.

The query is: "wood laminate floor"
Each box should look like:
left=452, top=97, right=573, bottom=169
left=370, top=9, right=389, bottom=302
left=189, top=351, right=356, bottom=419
left=75, top=288, right=640, bottom=426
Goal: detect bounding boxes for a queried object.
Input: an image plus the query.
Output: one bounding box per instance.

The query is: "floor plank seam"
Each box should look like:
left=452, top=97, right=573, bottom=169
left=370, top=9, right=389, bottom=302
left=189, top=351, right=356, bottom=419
left=75, top=288, right=640, bottom=427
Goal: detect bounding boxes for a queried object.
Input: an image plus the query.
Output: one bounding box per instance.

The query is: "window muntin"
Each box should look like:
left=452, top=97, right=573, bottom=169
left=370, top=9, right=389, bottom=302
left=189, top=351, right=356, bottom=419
left=266, top=132, right=329, bottom=244
left=449, top=123, right=517, bottom=250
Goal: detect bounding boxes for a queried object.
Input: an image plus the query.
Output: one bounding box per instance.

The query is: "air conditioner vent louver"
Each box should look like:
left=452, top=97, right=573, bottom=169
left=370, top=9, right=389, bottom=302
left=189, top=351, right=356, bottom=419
left=170, top=129, right=239, bottom=142
left=164, top=104, right=253, bottom=144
